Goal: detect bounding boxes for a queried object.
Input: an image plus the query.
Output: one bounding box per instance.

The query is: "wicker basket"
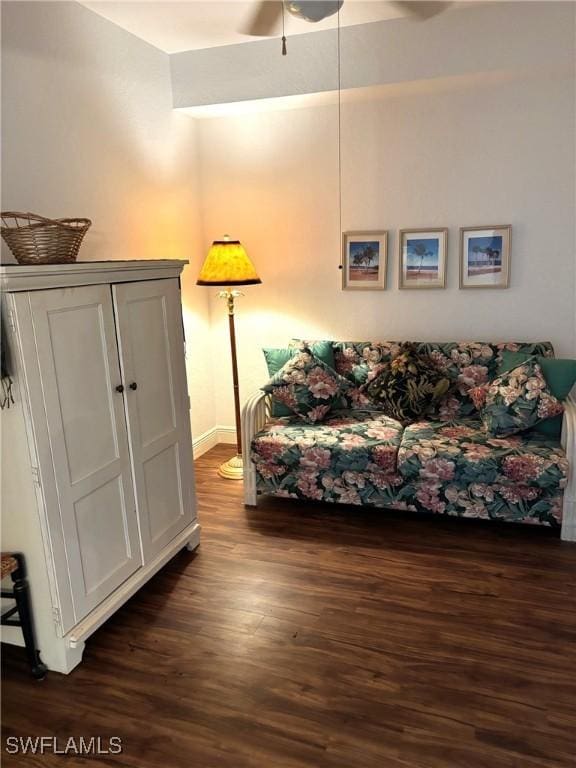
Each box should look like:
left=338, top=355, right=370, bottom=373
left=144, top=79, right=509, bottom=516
left=1, top=212, right=92, bottom=265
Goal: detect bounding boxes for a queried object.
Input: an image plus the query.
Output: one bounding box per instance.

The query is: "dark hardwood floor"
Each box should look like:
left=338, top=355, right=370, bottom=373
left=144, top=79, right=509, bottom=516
left=2, top=444, right=576, bottom=767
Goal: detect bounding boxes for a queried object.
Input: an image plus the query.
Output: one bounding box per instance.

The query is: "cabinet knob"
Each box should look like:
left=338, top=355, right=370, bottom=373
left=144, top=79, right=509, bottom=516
left=129, top=382, right=138, bottom=391
left=115, top=384, right=124, bottom=393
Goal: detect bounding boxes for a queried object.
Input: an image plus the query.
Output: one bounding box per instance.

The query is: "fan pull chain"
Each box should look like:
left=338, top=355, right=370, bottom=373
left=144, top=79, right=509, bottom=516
left=281, top=2, right=287, bottom=55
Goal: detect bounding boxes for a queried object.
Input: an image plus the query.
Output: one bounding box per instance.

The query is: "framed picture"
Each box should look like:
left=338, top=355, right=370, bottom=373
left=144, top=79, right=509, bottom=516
left=399, top=228, right=447, bottom=289
left=342, top=231, right=388, bottom=290
left=460, top=225, right=511, bottom=289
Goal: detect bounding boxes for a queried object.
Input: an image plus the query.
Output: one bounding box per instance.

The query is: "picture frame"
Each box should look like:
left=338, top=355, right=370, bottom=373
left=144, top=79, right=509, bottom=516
left=460, top=225, right=511, bottom=289
left=342, top=231, right=388, bottom=291
left=398, top=228, right=447, bottom=289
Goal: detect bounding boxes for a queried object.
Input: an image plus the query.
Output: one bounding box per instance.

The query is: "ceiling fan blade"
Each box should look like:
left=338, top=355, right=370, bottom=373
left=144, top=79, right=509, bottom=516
left=389, top=1, right=453, bottom=20
left=241, top=1, right=284, bottom=36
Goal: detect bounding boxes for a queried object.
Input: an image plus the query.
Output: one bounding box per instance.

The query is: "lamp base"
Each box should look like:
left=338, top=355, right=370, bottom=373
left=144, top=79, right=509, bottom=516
left=218, top=454, right=244, bottom=480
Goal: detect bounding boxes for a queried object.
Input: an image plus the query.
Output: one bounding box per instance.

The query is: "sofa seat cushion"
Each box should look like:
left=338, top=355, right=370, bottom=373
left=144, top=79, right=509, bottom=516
left=251, top=410, right=405, bottom=504
left=397, top=420, right=567, bottom=526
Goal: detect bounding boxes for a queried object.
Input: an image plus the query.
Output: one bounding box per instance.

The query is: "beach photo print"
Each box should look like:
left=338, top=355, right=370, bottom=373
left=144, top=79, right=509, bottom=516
left=460, top=226, right=511, bottom=288
left=342, top=231, right=388, bottom=290
left=399, top=229, right=447, bottom=289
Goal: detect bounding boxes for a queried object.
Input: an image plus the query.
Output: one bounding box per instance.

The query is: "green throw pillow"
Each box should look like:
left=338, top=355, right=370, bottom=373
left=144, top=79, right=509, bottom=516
left=499, top=350, right=576, bottom=438
left=263, top=341, right=335, bottom=417
left=262, top=348, right=350, bottom=424
left=364, top=344, right=450, bottom=424
left=474, top=358, right=564, bottom=438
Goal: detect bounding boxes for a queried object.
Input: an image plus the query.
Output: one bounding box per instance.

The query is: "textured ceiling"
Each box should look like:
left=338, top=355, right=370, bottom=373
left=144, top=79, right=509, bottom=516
left=80, top=1, right=409, bottom=53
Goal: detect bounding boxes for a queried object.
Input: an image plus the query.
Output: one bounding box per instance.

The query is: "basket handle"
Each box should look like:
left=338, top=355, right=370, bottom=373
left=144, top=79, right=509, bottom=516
left=25, top=212, right=77, bottom=229
left=1, top=212, right=74, bottom=228
left=1, top=212, right=91, bottom=231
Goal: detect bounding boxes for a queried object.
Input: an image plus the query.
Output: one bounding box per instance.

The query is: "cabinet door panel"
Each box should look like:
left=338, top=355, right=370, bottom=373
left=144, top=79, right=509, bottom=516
left=123, top=294, right=177, bottom=448
left=142, top=443, right=184, bottom=544
left=73, top=475, right=134, bottom=594
left=47, top=302, right=120, bottom=484
left=113, top=279, right=196, bottom=561
left=26, top=286, right=142, bottom=622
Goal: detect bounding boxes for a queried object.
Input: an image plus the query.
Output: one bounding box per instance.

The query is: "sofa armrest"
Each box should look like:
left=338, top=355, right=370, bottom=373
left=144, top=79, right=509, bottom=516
left=241, top=390, right=272, bottom=506
left=561, top=394, right=576, bottom=541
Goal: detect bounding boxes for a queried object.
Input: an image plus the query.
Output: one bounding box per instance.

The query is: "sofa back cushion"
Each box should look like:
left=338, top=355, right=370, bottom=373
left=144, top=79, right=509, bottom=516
left=332, top=341, right=555, bottom=420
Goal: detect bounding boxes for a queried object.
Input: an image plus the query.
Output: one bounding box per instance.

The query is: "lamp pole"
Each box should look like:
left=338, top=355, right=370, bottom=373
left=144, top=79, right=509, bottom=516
left=220, top=289, right=243, bottom=462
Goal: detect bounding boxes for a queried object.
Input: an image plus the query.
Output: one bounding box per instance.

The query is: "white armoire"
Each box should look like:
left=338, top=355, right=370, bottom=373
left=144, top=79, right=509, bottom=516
left=1, top=260, right=200, bottom=673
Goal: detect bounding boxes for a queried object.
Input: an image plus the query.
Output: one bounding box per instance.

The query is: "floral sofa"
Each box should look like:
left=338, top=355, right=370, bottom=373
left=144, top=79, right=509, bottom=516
left=241, top=341, right=576, bottom=541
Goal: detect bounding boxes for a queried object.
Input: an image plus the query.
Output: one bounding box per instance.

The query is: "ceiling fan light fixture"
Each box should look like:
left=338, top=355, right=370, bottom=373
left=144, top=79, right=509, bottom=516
left=286, top=1, right=344, bottom=24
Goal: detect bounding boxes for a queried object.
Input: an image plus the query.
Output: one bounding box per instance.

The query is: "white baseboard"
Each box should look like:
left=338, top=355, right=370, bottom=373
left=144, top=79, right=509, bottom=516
left=193, top=425, right=236, bottom=458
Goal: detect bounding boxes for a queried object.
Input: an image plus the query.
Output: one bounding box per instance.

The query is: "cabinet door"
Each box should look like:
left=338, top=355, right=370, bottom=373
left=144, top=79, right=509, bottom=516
left=112, top=279, right=196, bottom=562
left=23, top=285, right=142, bottom=622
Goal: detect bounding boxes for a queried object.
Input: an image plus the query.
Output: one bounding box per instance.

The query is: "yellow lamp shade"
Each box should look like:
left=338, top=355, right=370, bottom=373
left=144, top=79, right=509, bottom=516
left=196, top=239, right=262, bottom=286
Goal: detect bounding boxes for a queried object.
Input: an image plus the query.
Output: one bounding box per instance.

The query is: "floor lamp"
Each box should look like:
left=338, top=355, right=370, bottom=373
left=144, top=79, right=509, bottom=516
left=196, top=237, right=261, bottom=480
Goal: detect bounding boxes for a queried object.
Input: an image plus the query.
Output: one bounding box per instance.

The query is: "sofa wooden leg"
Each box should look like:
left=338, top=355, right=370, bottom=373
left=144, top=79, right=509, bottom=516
left=242, top=453, right=258, bottom=506
left=561, top=499, right=576, bottom=541
left=244, top=473, right=257, bottom=506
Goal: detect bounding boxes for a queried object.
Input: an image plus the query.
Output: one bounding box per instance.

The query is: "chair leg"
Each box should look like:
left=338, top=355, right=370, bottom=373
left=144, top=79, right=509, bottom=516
left=11, top=555, right=47, bottom=680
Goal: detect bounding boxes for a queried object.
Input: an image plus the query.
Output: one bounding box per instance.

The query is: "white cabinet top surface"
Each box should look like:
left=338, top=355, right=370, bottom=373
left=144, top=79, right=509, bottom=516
left=0, top=259, right=189, bottom=292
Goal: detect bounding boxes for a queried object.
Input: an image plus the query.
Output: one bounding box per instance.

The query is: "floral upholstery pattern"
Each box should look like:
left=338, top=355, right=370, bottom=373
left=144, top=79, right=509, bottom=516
left=471, top=360, right=564, bottom=437
left=397, top=420, right=566, bottom=526
left=251, top=340, right=565, bottom=531
left=332, top=341, right=554, bottom=419
left=251, top=410, right=405, bottom=506
left=365, top=344, right=450, bottom=423
left=262, top=349, right=351, bottom=424
left=252, top=412, right=566, bottom=527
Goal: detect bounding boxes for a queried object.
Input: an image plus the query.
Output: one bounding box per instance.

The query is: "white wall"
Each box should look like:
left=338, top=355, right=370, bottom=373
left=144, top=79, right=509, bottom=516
left=2, top=1, right=575, bottom=441
left=0, top=2, right=215, bottom=659
left=1, top=0, right=215, bottom=441
left=197, top=68, right=575, bottom=428
left=171, top=2, right=573, bottom=108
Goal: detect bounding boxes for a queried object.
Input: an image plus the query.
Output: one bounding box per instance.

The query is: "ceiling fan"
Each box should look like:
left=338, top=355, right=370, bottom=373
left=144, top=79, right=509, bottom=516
left=241, top=1, right=453, bottom=38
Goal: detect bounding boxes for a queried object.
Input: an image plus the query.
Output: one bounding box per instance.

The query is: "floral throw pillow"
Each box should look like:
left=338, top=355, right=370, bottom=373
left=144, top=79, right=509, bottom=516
left=261, top=348, right=351, bottom=424
left=471, top=359, right=564, bottom=437
left=364, top=344, right=451, bottom=424
left=263, top=340, right=335, bottom=418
